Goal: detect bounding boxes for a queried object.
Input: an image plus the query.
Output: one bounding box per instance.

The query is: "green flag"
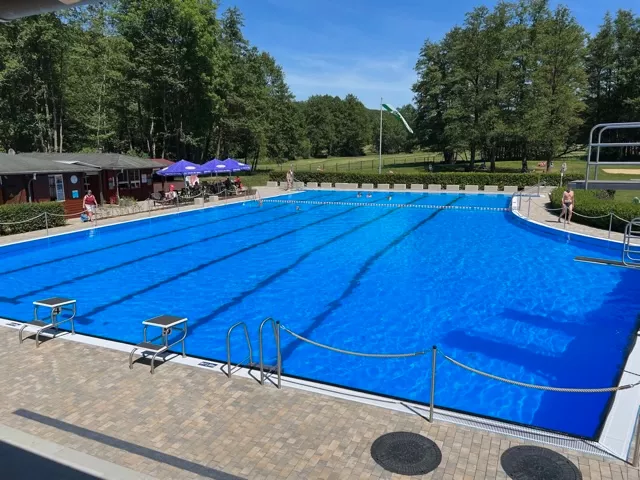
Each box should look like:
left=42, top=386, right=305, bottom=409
left=382, top=103, right=414, bottom=134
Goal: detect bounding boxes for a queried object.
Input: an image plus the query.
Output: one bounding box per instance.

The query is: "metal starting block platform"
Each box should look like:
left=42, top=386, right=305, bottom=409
left=19, top=297, right=76, bottom=347
left=129, top=315, right=187, bottom=374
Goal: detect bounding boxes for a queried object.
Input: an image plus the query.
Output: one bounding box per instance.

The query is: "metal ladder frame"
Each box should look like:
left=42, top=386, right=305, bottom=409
left=226, top=322, right=254, bottom=377
left=623, top=217, right=640, bottom=267
left=259, top=317, right=281, bottom=389
left=225, top=318, right=282, bottom=388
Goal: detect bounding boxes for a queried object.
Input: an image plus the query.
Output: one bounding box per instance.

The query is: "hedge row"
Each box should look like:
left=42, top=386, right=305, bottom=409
left=549, top=188, right=640, bottom=233
left=0, top=202, right=66, bottom=236
left=269, top=171, right=582, bottom=188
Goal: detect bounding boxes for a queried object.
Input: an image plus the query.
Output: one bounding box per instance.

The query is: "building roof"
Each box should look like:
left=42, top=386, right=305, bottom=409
left=151, top=158, right=174, bottom=167
left=26, top=153, right=160, bottom=170
left=0, top=153, right=100, bottom=175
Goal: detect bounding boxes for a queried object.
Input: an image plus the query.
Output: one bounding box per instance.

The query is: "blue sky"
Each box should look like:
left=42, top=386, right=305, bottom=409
left=221, top=0, right=638, bottom=108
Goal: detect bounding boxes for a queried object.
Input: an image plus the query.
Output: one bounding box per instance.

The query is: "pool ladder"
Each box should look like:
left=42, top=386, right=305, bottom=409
left=623, top=217, right=640, bottom=268
left=225, top=317, right=282, bottom=388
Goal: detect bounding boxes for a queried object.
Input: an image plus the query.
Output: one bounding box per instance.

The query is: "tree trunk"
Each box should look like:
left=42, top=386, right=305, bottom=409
left=521, top=143, right=528, bottom=172
left=470, top=145, right=476, bottom=170
left=216, top=129, right=223, bottom=158
left=489, top=148, right=496, bottom=173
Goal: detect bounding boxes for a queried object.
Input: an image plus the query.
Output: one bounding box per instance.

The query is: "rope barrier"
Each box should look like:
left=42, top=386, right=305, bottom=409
left=46, top=210, right=88, bottom=218
left=280, top=325, right=427, bottom=358
left=262, top=199, right=509, bottom=212
left=571, top=211, right=612, bottom=220
left=440, top=352, right=640, bottom=393
left=279, top=324, right=640, bottom=393
left=0, top=213, right=45, bottom=225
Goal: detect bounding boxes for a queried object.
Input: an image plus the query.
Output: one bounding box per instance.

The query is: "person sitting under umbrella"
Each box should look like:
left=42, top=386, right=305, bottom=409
left=234, top=176, right=243, bottom=189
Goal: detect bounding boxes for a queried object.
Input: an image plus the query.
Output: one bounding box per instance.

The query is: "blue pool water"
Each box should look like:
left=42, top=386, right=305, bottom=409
left=1, top=191, right=639, bottom=438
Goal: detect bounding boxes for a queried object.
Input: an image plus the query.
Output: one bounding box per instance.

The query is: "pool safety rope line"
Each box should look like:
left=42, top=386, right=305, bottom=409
left=280, top=324, right=640, bottom=392
left=524, top=197, right=634, bottom=223
left=439, top=352, right=640, bottom=393
left=260, top=199, right=509, bottom=212
left=0, top=213, right=46, bottom=225
left=280, top=324, right=427, bottom=358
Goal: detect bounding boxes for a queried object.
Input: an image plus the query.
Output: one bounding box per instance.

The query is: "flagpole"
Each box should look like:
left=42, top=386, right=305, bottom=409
left=378, top=97, right=383, bottom=174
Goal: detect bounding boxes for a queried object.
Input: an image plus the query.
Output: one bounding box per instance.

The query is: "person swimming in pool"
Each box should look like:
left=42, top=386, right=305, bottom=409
left=559, top=185, right=574, bottom=224
left=357, top=192, right=362, bottom=198
left=366, top=192, right=372, bottom=198
left=387, top=195, right=392, bottom=201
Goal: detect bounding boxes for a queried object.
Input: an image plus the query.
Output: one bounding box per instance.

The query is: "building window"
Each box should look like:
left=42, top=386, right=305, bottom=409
left=84, top=175, right=90, bottom=192
left=129, top=169, right=141, bottom=188
left=117, top=170, right=129, bottom=189
left=48, top=175, right=64, bottom=201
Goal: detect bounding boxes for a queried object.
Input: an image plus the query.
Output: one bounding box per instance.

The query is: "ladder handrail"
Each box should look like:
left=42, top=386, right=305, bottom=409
left=226, top=321, right=253, bottom=378
left=623, top=217, right=640, bottom=266
left=259, top=317, right=282, bottom=389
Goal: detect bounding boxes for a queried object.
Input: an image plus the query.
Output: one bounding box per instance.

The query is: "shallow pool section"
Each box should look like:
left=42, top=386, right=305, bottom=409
left=1, top=191, right=639, bottom=438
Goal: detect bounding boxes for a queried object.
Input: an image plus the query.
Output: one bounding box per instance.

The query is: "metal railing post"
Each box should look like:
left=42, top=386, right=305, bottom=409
left=430, top=346, right=437, bottom=423
left=276, top=321, right=282, bottom=389
left=527, top=197, right=531, bottom=218
left=633, top=410, right=640, bottom=467
left=608, top=212, right=613, bottom=239
left=45, top=212, right=49, bottom=237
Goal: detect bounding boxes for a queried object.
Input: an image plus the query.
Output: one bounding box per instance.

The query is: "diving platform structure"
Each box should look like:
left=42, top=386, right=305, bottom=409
left=570, top=122, right=640, bottom=191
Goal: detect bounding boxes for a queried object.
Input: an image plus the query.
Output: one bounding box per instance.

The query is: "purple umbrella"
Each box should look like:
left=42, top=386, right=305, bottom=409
left=201, top=158, right=233, bottom=175
left=156, top=159, right=204, bottom=176
left=222, top=158, right=251, bottom=172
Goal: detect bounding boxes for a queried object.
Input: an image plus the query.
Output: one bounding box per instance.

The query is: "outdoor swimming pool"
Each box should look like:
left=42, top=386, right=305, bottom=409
left=1, top=190, right=639, bottom=439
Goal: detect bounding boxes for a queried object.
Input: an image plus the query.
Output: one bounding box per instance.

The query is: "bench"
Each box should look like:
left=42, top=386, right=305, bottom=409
left=503, top=186, right=518, bottom=193
left=393, top=184, right=407, bottom=190
left=446, top=185, right=460, bottom=192
left=484, top=185, right=498, bottom=192
left=410, top=184, right=424, bottom=190
left=428, top=184, right=442, bottom=191
left=465, top=185, right=479, bottom=192
left=377, top=183, right=390, bottom=190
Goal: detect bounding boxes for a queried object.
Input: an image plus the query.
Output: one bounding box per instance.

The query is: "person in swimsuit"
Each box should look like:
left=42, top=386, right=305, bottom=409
left=82, top=189, right=97, bottom=223
left=559, top=185, right=574, bottom=224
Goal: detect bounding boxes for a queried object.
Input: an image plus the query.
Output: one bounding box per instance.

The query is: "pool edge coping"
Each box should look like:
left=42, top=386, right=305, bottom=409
left=0, top=319, right=625, bottom=464
left=510, top=197, right=640, bottom=462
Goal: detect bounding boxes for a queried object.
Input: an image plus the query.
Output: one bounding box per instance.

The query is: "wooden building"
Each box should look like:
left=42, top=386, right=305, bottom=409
left=0, top=153, right=99, bottom=214
left=26, top=153, right=161, bottom=204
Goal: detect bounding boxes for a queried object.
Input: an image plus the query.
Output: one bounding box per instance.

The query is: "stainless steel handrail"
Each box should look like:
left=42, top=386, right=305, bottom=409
left=259, top=317, right=282, bottom=389
left=623, top=217, right=640, bottom=266
left=226, top=322, right=253, bottom=378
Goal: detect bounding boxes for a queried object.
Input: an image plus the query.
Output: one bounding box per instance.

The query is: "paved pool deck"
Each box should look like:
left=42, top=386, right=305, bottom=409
left=516, top=187, right=626, bottom=243
left=0, top=327, right=638, bottom=480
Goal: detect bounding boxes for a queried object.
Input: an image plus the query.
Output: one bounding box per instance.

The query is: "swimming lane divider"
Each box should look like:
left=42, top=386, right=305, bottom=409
left=0, top=192, right=336, bottom=277
left=187, top=196, right=429, bottom=334
left=261, top=199, right=508, bottom=212
left=8, top=196, right=356, bottom=303
left=73, top=194, right=387, bottom=322
left=278, top=196, right=459, bottom=363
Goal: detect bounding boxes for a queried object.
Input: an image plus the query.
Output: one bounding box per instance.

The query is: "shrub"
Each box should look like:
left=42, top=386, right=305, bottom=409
left=0, top=202, right=66, bottom=236
left=549, top=188, right=640, bottom=232
left=268, top=171, right=582, bottom=188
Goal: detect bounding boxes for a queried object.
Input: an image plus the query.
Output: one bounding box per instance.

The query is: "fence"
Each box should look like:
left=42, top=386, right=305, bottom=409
left=275, top=155, right=444, bottom=173
left=276, top=321, right=640, bottom=466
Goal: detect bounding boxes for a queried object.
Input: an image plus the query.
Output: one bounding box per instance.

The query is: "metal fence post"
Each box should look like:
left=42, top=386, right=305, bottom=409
left=430, top=346, right=437, bottom=423
left=276, top=321, right=282, bottom=389
left=633, top=410, right=640, bottom=467
left=45, top=212, right=49, bottom=237
left=527, top=197, right=531, bottom=218
left=608, top=212, right=613, bottom=239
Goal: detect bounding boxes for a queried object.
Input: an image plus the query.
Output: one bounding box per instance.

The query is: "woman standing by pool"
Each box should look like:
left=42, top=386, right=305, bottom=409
left=82, top=189, right=97, bottom=223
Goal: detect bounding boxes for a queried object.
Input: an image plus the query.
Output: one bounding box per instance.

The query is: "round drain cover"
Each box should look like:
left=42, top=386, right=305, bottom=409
left=501, top=446, right=582, bottom=480
left=370, top=431, right=441, bottom=476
